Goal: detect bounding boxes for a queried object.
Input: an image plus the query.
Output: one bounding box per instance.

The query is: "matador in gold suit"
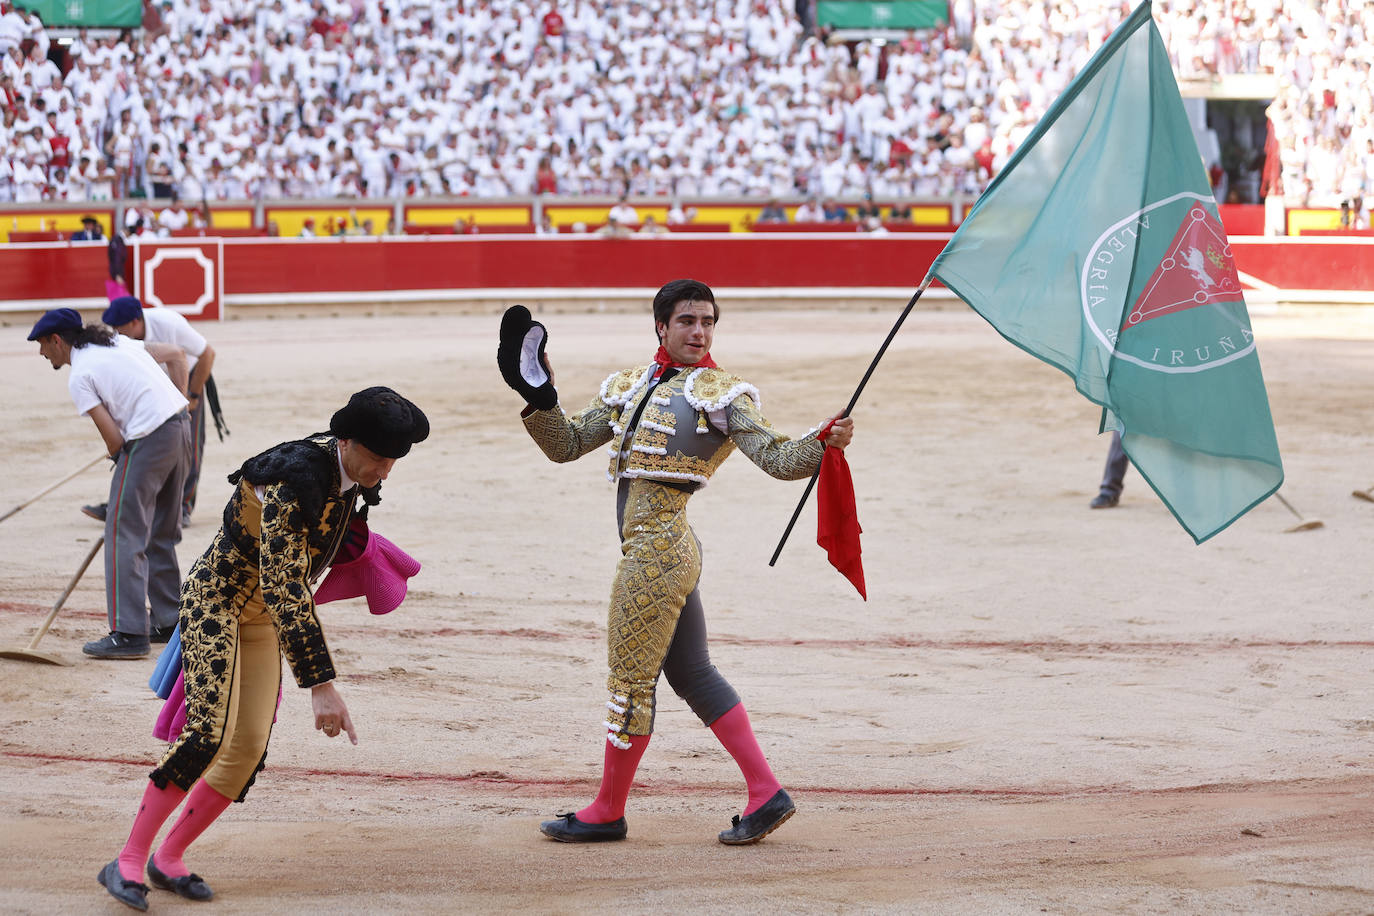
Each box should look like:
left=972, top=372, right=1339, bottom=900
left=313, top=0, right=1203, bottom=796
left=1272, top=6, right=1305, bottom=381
left=96, top=388, right=428, bottom=912
left=499, top=279, right=855, bottom=846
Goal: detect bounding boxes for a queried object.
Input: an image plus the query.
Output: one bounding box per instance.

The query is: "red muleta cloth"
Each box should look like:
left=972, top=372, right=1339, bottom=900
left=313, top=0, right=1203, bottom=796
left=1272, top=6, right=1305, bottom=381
left=816, top=419, right=866, bottom=600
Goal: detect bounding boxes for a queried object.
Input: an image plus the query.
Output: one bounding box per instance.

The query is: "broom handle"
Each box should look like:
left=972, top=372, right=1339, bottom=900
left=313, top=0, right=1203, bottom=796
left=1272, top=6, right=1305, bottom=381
left=0, top=454, right=107, bottom=523
left=25, top=537, right=104, bottom=651
left=1273, top=492, right=1306, bottom=522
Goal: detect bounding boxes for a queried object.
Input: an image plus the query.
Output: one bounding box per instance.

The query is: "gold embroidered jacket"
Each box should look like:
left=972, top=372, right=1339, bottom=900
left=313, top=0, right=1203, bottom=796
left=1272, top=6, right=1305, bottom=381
left=524, top=365, right=825, bottom=485
left=206, top=435, right=360, bottom=687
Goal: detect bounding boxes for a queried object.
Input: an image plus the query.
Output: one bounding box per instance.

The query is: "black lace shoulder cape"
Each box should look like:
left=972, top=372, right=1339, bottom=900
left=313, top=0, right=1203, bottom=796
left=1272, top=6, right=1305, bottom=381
left=227, top=435, right=379, bottom=520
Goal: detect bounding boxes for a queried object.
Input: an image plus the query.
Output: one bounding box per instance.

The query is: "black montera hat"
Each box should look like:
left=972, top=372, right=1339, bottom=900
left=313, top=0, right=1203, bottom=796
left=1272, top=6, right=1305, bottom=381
left=329, top=387, right=430, bottom=459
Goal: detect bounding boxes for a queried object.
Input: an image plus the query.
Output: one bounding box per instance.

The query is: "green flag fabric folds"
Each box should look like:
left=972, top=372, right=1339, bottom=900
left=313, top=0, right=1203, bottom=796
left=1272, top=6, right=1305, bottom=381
left=930, top=0, right=1283, bottom=543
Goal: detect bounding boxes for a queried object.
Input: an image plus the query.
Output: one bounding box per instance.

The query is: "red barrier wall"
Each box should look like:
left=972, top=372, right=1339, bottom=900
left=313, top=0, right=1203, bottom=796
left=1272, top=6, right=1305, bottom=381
left=1230, top=239, right=1374, bottom=290
left=1218, top=204, right=1265, bottom=237
left=4, top=245, right=110, bottom=299
left=220, top=236, right=950, bottom=294
left=3, top=235, right=1371, bottom=313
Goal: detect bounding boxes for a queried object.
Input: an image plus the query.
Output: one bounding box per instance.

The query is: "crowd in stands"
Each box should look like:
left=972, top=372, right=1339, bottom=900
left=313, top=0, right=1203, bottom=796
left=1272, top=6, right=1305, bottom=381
left=0, top=0, right=1369, bottom=226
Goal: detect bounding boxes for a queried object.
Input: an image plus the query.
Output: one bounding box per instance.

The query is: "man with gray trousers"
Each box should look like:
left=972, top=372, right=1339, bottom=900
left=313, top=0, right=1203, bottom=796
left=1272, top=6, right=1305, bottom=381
left=29, top=308, right=191, bottom=659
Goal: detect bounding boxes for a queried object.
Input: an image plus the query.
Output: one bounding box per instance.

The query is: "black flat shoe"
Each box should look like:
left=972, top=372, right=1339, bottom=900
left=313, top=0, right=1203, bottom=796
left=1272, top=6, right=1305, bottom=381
left=718, top=789, right=796, bottom=845
left=147, top=855, right=214, bottom=901
left=97, top=860, right=149, bottom=911
left=539, top=812, right=628, bottom=842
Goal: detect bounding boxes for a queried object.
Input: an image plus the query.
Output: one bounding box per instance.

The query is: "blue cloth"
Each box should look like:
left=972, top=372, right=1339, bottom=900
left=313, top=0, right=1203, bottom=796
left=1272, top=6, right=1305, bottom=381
left=148, top=624, right=182, bottom=699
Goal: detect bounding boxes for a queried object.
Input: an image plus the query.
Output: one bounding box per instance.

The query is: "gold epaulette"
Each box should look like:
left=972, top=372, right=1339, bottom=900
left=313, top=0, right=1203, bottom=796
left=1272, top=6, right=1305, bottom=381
left=600, top=366, right=654, bottom=407
left=683, top=368, right=761, bottom=413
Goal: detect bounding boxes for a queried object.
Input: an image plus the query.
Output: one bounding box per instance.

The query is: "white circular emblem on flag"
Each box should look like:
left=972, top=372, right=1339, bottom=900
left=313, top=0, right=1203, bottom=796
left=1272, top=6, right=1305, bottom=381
left=1082, top=191, right=1255, bottom=374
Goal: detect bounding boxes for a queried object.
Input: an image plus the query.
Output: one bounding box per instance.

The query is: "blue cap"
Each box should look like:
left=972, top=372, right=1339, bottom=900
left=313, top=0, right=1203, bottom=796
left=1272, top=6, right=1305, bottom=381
left=27, top=308, right=83, bottom=341
left=102, top=296, right=144, bottom=327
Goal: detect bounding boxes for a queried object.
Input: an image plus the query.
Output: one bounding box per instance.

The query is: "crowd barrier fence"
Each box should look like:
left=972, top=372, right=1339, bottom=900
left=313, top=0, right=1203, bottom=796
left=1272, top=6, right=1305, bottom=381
left=2, top=231, right=1371, bottom=324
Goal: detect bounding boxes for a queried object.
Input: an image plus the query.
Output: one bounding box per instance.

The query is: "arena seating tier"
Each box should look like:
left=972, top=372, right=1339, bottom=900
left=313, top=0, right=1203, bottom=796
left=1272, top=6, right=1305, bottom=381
left=0, top=0, right=1368, bottom=231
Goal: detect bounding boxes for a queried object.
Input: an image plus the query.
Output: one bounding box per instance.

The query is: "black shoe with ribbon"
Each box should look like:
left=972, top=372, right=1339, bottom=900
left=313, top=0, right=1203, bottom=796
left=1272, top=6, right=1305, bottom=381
left=147, top=855, right=214, bottom=901
left=98, top=860, right=149, bottom=911
left=718, top=789, right=796, bottom=845
left=539, top=812, right=628, bottom=842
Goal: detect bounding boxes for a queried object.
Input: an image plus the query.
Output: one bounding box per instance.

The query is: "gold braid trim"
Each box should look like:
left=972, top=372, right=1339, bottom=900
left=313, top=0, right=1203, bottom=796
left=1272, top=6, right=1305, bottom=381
left=259, top=481, right=337, bottom=687
left=603, top=480, right=699, bottom=738
left=728, top=394, right=825, bottom=481
left=522, top=400, right=616, bottom=463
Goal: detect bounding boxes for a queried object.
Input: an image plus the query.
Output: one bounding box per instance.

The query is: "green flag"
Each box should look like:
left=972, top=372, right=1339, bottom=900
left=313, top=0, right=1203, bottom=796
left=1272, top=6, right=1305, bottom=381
left=15, top=0, right=141, bottom=27
left=930, top=0, right=1282, bottom=544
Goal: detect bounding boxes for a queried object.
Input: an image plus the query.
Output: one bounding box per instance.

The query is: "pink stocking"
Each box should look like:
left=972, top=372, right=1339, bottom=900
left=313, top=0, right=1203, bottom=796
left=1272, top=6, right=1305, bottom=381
left=153, top=780, right=233, bottom=878
left=710, top=703, right=782, bottom=815
left=576, top=733, right=650, bottom=824
left=118, top=780, right=187, bottom=882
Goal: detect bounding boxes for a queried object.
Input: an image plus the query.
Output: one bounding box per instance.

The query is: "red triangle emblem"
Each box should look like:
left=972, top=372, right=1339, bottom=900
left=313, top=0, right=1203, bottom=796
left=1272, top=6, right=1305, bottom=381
left=1127, top=204, right=1242, bottom=327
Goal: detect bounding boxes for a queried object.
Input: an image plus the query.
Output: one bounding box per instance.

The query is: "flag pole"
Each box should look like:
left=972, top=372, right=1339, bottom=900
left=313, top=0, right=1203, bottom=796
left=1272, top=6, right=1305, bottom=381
left=768, top=273, right=935, bottom=567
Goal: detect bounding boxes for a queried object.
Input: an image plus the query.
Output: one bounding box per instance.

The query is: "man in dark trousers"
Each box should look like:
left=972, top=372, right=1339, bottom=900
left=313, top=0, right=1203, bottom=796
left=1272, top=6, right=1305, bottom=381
left=29, top=308, right=191, bottom=658
left=103, top=296, right=219, bottom=526
left=1090, top=430, right=1129, bottom=508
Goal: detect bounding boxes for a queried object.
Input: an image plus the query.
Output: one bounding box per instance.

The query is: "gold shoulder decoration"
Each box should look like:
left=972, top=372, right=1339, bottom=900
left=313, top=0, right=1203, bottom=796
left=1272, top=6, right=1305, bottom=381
left=683, top=367, right=762, bottom=413
left=600, top=366, right=654, bottom=408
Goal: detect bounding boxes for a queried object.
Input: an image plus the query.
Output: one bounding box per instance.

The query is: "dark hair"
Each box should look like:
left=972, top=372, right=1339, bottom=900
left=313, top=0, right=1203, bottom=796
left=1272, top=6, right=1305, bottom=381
left=58, top=324, right=116, bottom=348
left=652, top=279, right=717, bottom=340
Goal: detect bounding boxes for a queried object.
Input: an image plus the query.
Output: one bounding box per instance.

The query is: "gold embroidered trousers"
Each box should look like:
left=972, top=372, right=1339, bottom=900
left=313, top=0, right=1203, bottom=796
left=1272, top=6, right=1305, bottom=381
left=603, top=479, right=700, bottom=744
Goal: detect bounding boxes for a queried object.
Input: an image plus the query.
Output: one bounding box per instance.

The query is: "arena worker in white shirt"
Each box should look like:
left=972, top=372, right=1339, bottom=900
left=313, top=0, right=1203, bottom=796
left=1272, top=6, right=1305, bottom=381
left=104, top=295, right=222, bottom=527
left=28, top=307, right=192, bottom=659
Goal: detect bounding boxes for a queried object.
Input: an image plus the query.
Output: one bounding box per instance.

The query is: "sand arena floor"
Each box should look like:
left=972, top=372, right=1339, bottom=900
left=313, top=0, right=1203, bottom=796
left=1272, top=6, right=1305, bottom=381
left=1, top=303, right=1372, bottom=914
